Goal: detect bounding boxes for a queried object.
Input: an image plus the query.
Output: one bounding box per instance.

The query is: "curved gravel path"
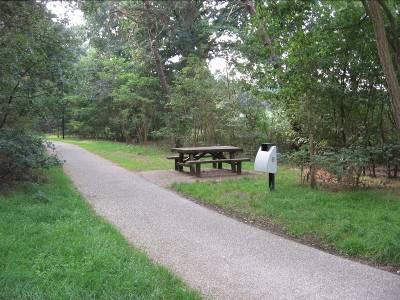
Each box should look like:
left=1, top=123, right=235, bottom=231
left=54, top=142, right=400, bottom=299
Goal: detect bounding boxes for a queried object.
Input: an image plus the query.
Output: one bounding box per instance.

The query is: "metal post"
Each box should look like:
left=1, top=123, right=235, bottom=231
left=268, top=173, right=275, bottom=191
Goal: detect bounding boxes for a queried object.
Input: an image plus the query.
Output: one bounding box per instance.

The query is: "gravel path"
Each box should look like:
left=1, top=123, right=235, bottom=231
left=54, top=142, right=400, bottom=300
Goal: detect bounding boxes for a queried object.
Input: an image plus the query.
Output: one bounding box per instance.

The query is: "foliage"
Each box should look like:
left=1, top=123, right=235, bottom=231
left=286, top=143, right=400, bottom=186
left=168, top=56, right=226, bottom=145
left=314, top=147, right=370, bottom=186
left=65, top=48, right=164, bottom=143
left=0, top=1, right=77, bottom=183
left=0, top=129, right=60, bottom=184
left=2, top=0, right=399, bottom=187
left=284, top=146, right=310, bottom=184
left=0, top=1, right=78, bottom=131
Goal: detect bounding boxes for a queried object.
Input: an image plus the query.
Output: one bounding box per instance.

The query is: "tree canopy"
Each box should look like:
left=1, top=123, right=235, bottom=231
left=1, top=0, right=399, bottom=185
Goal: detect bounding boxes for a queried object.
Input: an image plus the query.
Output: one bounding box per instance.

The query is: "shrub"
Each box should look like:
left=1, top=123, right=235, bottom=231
left=284, top=147, right=310, bottom=184
left=0, top=129, right=60, bottom=183
left=314, top=147, right=370, bottom=186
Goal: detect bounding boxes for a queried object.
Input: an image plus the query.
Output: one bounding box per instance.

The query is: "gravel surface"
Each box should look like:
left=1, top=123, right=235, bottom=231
left=138, top=169, right=256, bottom=188
left=54, top=142, right=400, bottom=300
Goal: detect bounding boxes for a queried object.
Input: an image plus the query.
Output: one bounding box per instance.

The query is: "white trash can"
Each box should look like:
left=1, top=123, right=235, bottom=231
left=254, top=143, right=277, bottom=190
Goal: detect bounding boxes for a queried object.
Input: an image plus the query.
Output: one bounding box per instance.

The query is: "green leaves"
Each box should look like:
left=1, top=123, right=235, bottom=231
left=0, top=129, right=60, bottom=184
left=0, top=1, right=78, bottom=130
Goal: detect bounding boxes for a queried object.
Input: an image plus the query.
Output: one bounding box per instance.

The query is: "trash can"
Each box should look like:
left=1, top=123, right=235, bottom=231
left=254, top=143, right=277, bottom=191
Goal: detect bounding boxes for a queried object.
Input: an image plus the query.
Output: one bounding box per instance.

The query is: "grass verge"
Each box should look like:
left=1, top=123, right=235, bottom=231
left=0, top=167, right=200, bottom=299
left=47, top=135, right=255, bottom=172
left=46, top=137, right=400, bottom=269
left=173, top=166, right=400, bottom=269
left=47, top=136, right=171, bottom=171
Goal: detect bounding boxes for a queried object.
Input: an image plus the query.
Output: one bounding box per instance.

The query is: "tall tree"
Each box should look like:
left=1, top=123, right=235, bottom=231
left=143, top=0, right=170, bottom=96
left=0, top=1, right=76, bottom=130
left=363, top=0, right=400, bottom=130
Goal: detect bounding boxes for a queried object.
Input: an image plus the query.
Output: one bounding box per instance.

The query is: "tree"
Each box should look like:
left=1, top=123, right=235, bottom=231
left=362, top=0, right=400, bottom=131
left=0, top=1, right=76, bottom=130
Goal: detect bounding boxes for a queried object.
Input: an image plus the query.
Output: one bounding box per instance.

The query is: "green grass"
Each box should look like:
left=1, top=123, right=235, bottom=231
left=174, top=166, right=400, bottom=267
left=0, top=167, right=200, bottom=299
left=48, top=135, right=172, bottom=171
left=46, top=137, right=400, bottom=267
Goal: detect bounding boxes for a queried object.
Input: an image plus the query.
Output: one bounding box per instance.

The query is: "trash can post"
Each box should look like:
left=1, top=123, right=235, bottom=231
left=268, top=173, right=275, bottom=191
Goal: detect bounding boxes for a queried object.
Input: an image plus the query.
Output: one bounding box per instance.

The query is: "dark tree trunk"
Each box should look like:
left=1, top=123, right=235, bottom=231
left=144, top=0, right=169, bottom=97
left=62, top=109, right=65, bottom=139
left=241, top=0, right=272, bottom=46
left=0, top=81, right=20, bottom=129
left=363, top=0, right=400, bottom=131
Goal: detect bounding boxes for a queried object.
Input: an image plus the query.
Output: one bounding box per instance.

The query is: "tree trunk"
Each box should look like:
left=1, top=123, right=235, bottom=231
left=309, top=128, right=317, bottom=189
left=62, top=109, right=65, bottom=139
left=0, top=81, right=20, bottom=129
left=241, top=0, right=278, bottom=66
left=307, top=97, right=317, bottom=189
left=241, top=0, right=272, bottom=47
left=363, top=0, right=400, bottom=131
left=144, top=0, right=170, bottom=97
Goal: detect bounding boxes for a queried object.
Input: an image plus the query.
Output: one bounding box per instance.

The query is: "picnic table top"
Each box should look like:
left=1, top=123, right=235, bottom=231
left=171, top=146, right=243, bottom=153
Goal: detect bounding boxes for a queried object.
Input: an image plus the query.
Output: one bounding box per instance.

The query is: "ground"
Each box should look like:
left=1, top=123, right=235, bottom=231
left=51, top=141, right=400, bottom=299
left=48, top=136, right=400, bottom=271
left=0, top=167, right=199, bottom=299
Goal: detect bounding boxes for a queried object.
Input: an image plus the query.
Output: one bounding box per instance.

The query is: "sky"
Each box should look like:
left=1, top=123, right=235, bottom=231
left=46, top=1, right=85, bottom=27
left=46, top=1, right=228, bottom=75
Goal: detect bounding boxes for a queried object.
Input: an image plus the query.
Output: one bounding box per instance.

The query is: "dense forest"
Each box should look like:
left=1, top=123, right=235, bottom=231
left=1, top=0, right=399, bottom=187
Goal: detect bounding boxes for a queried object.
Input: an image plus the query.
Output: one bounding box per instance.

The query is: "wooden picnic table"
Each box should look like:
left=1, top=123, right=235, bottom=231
left=169, top=146, right=250, bottom=177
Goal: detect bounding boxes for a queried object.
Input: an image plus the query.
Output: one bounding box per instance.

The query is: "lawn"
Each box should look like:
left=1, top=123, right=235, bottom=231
left=47, top=137, right=400, bottom=268
left=48, top=135, right=172, bottom=171
left=48, top=136, right=255, bottom=171
left=174, top=166, right=400, bottom=268
left=0, top=167, right=200, bottom=299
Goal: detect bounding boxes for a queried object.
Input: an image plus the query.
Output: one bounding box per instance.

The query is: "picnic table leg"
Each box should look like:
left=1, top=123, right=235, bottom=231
left=189, top=154, right=195, bottom=175
left=217, top=152, right=223, bottom=169
left=212, top=154, right=217, bottom=168
left=178, top=153, right=184, bottom=172
left=195, top=163, right=201, bottom=177
left=174, top=158, right=179, bottom=171
left=237, top=162, right=242, bottom=175
left=229, top=152, right=237, bottom=173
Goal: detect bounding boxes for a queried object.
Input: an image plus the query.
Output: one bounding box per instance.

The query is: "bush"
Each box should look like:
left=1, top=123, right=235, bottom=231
left=0, top=129, right=60, bottom=183
left=284, top=147, right=310, bottom=184
left=314, top=147, right=369, bottom=186
left=285, top=146, right=372, bottom=187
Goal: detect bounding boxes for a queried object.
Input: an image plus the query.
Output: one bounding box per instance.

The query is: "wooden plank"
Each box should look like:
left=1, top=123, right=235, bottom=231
left=171, top=146, right=243, bottom=153
left=230, top=152, right=236, bottom=172
left=195, top=164, right=201, bottom=177
left=237, top=162, right=242, bottom=174
left=189, top=153, right=195, bottom=175
left=184, top=158, right=250, bottom=164
left=178, top=153, right=184, bottom=171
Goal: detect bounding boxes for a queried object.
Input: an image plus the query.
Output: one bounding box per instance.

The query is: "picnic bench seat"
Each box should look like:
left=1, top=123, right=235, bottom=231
left=179, top=157, right=250, bottom=177
left=167, top=154, right=214, bottom=171
left=166, top=155, right=180, bottom=171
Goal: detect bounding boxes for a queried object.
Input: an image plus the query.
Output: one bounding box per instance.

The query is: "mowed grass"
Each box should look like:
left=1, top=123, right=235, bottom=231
left=174, top=166, right=400, bottom=267
left=0, top=167, right=200, bottom=299
left=48, top=136, right=172, bottom=171
left=46, top=137, right=400, bottom=266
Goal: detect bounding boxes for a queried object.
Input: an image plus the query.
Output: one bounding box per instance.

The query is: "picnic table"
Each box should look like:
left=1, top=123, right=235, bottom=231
left=168, top=146, right=250, bottom=177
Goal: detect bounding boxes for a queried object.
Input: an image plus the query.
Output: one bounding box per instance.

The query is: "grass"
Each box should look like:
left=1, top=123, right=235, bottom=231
left=0, top=167, right=200, bottom=299
left=46, top=136, right=400, bottom=267
left=174, top=166, right=400, bottom=267
left=48, top=135, right=172, bottom=171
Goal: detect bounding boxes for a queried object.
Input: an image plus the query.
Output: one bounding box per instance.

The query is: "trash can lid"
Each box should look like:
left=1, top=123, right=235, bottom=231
left=261, top=143, right=275, bottom=151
